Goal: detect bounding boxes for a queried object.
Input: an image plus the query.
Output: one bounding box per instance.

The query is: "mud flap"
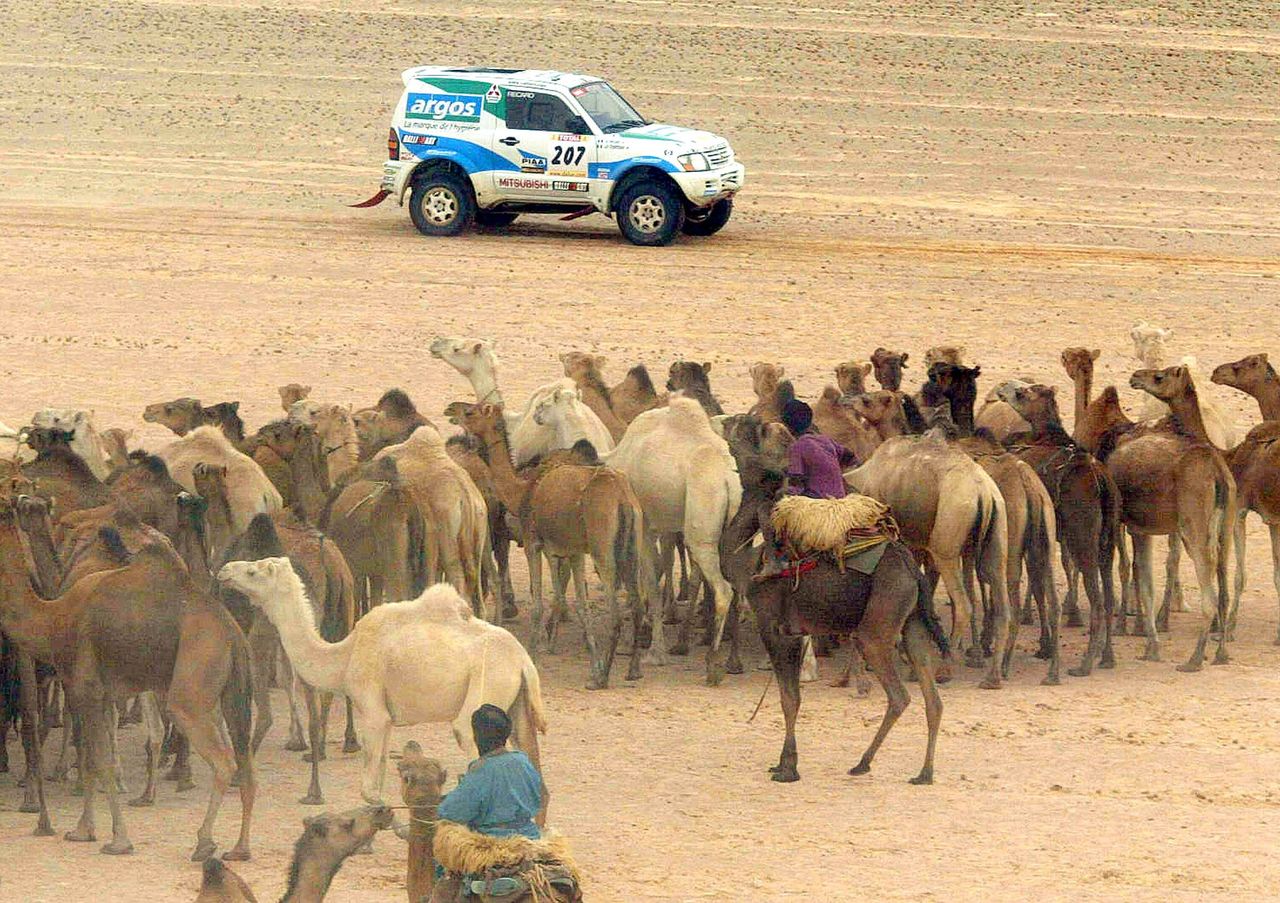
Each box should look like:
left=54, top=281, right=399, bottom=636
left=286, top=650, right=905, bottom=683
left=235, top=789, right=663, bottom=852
left=349, top=190, right=390, bottom=208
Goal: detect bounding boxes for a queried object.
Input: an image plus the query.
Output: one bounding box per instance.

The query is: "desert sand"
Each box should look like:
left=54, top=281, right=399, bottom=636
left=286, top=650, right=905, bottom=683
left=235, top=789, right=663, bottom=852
left=2, top=1, right=1279, bottom=900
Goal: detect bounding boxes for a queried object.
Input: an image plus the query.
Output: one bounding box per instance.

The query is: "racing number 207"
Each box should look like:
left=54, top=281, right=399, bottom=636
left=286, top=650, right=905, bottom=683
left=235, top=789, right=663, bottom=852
left=551, top=145, right=586, bottom=166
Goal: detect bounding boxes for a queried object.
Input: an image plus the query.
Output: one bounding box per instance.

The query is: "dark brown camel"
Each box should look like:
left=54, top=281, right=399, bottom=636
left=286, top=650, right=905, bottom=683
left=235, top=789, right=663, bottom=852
left=870, top=348, right=909, bottom=391
left=143, top=397, right=245, bottom=445
left=444, top=431, right=518, bottom=618
left=1212, top=353, right=1280, bottom=422
left=923, top=362, right=982, bottom=435
left=21, top=427, right=110, bottom=517
left=996, top=384, right=1123, bottom=676
left=0, top=491, right=255, bottom=860
left=352, top=389, right=433, bottom=461
left=724, top=461, right=945, bottom=783
left=666, top=360, right=724, bottom=415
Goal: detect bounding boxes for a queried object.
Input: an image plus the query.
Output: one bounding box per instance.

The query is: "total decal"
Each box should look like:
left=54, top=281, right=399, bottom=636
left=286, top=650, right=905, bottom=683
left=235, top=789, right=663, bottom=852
left=404, top=92, right=483, bottom=123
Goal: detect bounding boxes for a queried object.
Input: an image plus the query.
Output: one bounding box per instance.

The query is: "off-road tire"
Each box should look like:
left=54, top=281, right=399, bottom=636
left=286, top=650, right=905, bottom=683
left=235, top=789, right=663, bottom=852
left=681, top=199, right=733, bottom=236
left=409, top=172, right=476, bottom=237
left=616, top=180, right=685, bottom=247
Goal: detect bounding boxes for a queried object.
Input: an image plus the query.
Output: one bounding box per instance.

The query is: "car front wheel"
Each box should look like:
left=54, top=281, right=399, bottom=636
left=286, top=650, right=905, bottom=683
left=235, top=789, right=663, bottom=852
left=409, top=172, right=475, bottom=237
left=616, top=180, right=685, bottom=247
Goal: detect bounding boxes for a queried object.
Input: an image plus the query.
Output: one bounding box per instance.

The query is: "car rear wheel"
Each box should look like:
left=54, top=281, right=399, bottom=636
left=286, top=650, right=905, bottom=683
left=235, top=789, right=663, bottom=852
left=409, top=172, right=475, bottom=237
left=476, top=211, right=520, bottom=228
left=616, top=180, right=685, bottom=247
left=681, top=199, right=733, bottom=236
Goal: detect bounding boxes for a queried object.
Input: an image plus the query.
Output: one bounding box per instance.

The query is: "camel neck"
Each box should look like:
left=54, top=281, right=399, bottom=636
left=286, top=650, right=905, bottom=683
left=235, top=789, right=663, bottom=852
left=1072, top=370, right=1093, bottom=433
left=0, top=517, right=56, bottom=662
left=469, top=367, right=503, bottom=408
left=280, top=849, right=347, bottom=903
left=265, top=573, right=352, bottom=694
left=291, top=443, right=330, bottom=524
left=1251, top=376, right=1280, bottom=422
left=405, top=799, right=440, bottom=902
left=479, top=428, right=530, bottom=514
left=1166, top=384, right=1213, bottom=445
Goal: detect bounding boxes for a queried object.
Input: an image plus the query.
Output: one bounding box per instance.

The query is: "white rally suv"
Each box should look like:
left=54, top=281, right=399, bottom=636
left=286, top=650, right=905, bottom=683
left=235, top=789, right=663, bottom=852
left=369, top=66, right=745, bottom=246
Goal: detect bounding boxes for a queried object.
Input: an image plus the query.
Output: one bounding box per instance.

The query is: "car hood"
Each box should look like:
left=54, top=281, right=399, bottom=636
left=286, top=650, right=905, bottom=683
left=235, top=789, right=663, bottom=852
left=614, top=122, right=727, bottom=152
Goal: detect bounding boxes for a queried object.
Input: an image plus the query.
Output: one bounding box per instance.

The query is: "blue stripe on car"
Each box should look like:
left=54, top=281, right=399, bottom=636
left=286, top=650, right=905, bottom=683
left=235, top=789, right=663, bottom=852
left=400, top=133, right=519, bottom=173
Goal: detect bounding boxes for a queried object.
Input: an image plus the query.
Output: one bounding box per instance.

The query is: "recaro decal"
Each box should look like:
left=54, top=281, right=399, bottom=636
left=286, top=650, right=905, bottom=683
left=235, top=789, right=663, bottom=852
left=405, top=92, right=484, bottom=123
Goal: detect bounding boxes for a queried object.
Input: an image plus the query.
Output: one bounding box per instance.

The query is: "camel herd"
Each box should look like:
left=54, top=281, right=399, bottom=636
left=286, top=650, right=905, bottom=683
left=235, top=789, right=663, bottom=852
left=3, top=321, right=1280, bottom=890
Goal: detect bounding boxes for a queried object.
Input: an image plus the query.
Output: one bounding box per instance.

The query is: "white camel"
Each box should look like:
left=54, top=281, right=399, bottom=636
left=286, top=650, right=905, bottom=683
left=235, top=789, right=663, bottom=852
left=846, top=432, right=1012, bottom=688
left=603, top=397, right=741, bottom=684
left=217, top=559, right=547, bottom=806
left=530, top=381, right=616, bottom=457
left=158, top=425, right=282, bottom=532
left=30, top=408, right=111, bottom=479
left=429, top=336, right=613, bottom=465
left=1130, top=323, right=1237, bottom=449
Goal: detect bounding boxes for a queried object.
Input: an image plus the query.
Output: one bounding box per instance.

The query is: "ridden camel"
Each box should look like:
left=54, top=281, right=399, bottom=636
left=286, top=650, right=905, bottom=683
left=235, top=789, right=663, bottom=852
left=196, top=805, right=393, bottom=903
left=1130, top=323, right=1237, bottom=448
left=1211, top=353, right=1280, bottom=640
left=30, top=409, right=112, bottom=481
left=460, top=403, right=658, bottom=688
left=603, top=397, right=741, bottom=683
left=996, top=383, right=1124, bottom=675
left=835, top=360, right=872, bottom=398
left=725, top=460, right=946, bottom=783
left=665, top=360, right=724, bottom=415
left=0, top=492, right=255, bottom=860
left=1103, top=366, right=1235, bottom=669
left=846, top=433, right=1012, bottom=688
left=869, top=348, right=909, bottom=392
left=812, top=386, right=877, bottom=465
left=747, top=363, right=794, bottom=424
left=366, top=426, right=495, bottom=618
left=217, top=560, right=547, bottom=807
left=398, top=740, right=447, bottom=903
left=529, top=382, right=616, bottom=456
left=159, top=426, right=282, bottom=533
left=559, top=351, right=628, bottom=441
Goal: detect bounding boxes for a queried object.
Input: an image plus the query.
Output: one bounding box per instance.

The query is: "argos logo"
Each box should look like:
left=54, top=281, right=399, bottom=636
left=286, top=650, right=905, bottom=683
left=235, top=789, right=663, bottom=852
left=405, top=93, right=483, bottom=123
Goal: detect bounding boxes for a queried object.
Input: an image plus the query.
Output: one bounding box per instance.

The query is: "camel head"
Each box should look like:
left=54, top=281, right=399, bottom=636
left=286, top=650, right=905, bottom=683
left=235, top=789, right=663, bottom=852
left=22, top=426, right=76, bottom=455
left=430, top=336, right=495, bottom=376
left=667, top=360, right=713, bottom=394
left=560, top=351, right=605, bottom=381
left=1130, top=365, right=1193, bottom=404
left=870, top=348, right=908, bottom=391
left=442, top=401, right=476, bottom=428
left=532, top=384, right=580, bottom=427
left=142, top=397, right=203, bottom=436
left=1130, top=322, right=1172, bottom=367
left=1061, top=347, right=1101, bottom=381
left=847, top=390, right=899, bottom=429
left=287, top=806, right=394, bottom=893
left=279, top=383, right=312, bottom=412
left=258, top=419, right=307, bottom=460
left=1211, top=353, right=1271, bottom=394
left=834, top=361, right=872, bottom=397
left=98, top=427, right=134, bottom=471
left=926, top=362, right=981, bottom=396
left=749, top=362, right=784, bottom=400
left=995, top=382, right=1059, bottom=426
left=216, top=556, right=294, bottom=607
left=457, top=403, right=506, bottom=445
left=313, top=403, right=354, bottom=437
left=924, top=345, right=966, bottom=368
left=397, top=741, right=447, bottom=808
left=203, top=402, right=245, bottom=442
left=288, top=398, right=322, bottom=425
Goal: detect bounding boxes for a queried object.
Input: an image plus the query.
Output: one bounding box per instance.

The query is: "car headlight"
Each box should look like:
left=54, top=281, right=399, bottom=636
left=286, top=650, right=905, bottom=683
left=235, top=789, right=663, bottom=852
left=677, top=153, right=709, bottom=172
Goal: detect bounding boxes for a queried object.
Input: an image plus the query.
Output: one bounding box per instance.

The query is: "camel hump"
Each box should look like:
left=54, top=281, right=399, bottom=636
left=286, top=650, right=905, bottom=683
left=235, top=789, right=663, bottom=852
left=97, top=526, right=132, bottom=565
left=413, top=583, right=473, bottom=622
left=626, top=363, right=655, bottom=393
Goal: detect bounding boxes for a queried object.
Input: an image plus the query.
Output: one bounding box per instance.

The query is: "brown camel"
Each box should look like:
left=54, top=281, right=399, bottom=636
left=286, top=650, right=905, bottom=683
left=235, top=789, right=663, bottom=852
left=870, top=348, right=909, bottom=391
left=143, top=397, right=245, bottom=446
left=352, top=389, right=435, bottom=460
left=1211, top=354, right=1280, bottom=640
left=996, top=384, right=1123, bottom=675
left=322, top=469, right=423, bottom=616
left=726, top=460, right=946, bottom=783
left=256, top=420, right=334, bottom=524
left=835, top=361, right=872, bottom=398
left=196, top=806, right=392, bottom=903
left=311, top=405, right=360, bottom=488
left=747, top=363, right=793, bottom=424
left=666, top=360, right=724, bottom=415
left=1213, top=353, right=1280, bottom=421
left=461, top=403, right=658, bottom=689
left=99, top=428, right=133, bottom=472
left=846, top=391, right=928, bottom=446
left=1108, top=366, right=1235, bottom=670
left=398, top=740, right=447, bottom=903
left=444, top=431, right=518, bottom=617
left=560, top=352, right=628, bottom=441
left=812, top=386, right=877, bottom=464
left=21, top=427, right=111, bottom=516
left=924, top=345, right=966, bottom=368
left=279, top=383, right=312, bottom=413
left=609, top=363, right=663, bottom=424
left=0, top=491, right=255, bottom=860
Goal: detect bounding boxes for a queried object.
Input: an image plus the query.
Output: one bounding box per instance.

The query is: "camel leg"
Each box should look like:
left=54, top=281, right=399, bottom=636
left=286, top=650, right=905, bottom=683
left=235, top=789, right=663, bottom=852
left=16, top=652, right=53, bottom=834
left=1166, top=536, right=1191, bottom=613
left=1061, top=552, right=1084, bottom=628
left=129, top=695, right=164, bottom=807
left=1230, top=512, right=1247, bottom=636
left=1176, top=532, right=1220, bottom=673
left=623, top=564, right=646, bottom=682
left=525, top=546, right=545, bottom=662
left=762, top=628, right=804, bottom=782
left=280, top=649, right=307, bottom=752
left=686, top=540, right=734, bottom=686
left=246, top=620, right=276, bottom=754
left=641, top=532, right=671, bottom=667
left=1269, top=523, right=1280, bottom=646
left=656, top=535, right=677, bottom=624
left=723, top=595, right=744, bottom=676
left=848, top=637, right=909, bottom=778
left=1132, top=534, right=1160, bottom=661
left=89, top=698, right=133, bottom=855
left=901, top=618, right=943, bottom=784
left=676, top=534, right=692, bottom=602
left=298, top=684, right=325, bottom=805
left=934, top=557, right=971, bottom=666
left=168, top=705, right=235, bottom=861
left=343, top=697, right=359, bottom=754
left=352, top=697, right=392, bottom=806
left=586, top=556, right=622, bottom=691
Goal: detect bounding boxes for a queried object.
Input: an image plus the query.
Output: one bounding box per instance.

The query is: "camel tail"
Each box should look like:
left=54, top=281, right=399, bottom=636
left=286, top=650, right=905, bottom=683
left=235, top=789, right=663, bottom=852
left=913, top=567, right=950, bottom=656
left=221, top=633, right=255, bottom=774
left=1213, top=459, right=1236, bottom=623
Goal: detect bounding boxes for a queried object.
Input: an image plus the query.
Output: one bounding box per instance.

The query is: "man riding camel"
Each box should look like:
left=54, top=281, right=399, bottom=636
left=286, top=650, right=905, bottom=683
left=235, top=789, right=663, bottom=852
left=437, top=704, right=544, bottom=840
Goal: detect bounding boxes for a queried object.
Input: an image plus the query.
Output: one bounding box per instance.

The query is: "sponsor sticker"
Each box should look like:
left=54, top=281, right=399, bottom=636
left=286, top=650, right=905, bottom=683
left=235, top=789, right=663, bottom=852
left=405, top=92, right=484, bottom=123
left=519, top=150, right=547, bottom=174
left=401, top=134, right=438, bottom=146
left=555, top=133, right=585, bottom=143
left=552, top=180, right=589, bottom=192
left=485, top=84, right=501, bottom=103
left=497, top=176, right=551, bottom=190
left=507, top=90, right=535, bottom=99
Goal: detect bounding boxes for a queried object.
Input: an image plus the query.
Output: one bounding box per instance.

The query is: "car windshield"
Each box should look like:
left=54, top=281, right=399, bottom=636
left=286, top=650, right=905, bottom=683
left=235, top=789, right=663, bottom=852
left=574, top=82, right=648, bottom=133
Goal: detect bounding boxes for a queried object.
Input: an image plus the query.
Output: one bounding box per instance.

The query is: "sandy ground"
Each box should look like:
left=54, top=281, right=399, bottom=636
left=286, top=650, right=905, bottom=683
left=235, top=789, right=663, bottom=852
left=3, top=0, right=1280, bottom=900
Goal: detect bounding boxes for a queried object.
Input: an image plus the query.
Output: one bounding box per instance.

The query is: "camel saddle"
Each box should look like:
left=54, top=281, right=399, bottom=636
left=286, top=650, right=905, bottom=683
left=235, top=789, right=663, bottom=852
left=432, top=822, right=583, bottom=903
left=769, top=494, right=899, bottom=577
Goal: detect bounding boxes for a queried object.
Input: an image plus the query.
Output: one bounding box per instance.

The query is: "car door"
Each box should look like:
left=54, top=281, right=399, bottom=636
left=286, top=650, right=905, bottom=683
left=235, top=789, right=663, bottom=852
left=490, top=90, right=595, bottom=203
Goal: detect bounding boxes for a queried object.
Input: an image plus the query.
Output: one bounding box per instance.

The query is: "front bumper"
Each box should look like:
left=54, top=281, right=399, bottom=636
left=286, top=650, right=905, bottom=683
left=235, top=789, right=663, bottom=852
left=672, top=162, right=746, bottom=207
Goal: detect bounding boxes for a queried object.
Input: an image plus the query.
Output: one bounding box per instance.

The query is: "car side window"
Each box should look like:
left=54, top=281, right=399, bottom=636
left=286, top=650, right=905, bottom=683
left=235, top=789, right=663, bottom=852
left=505, top=92, right=585, bottom=134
